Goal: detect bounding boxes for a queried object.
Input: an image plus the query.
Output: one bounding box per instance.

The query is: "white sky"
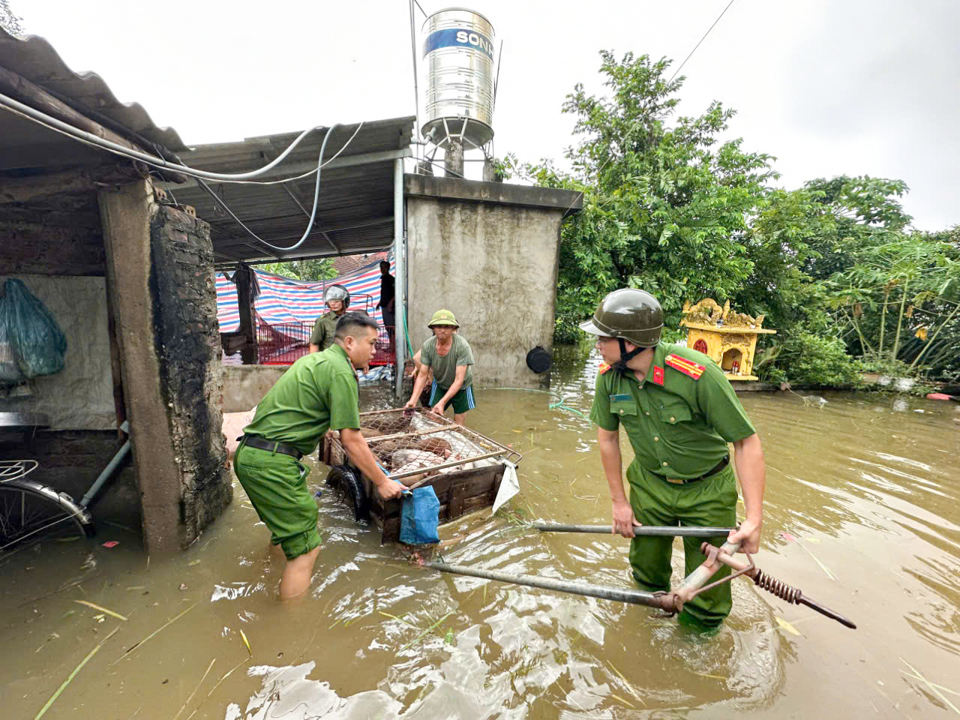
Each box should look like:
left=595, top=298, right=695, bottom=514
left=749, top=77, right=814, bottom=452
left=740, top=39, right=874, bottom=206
left=15, top=0, right=960, bottom=231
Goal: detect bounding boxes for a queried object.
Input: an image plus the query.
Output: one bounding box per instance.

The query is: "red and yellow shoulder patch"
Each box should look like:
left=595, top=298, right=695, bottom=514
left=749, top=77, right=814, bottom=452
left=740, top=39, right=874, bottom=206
left=665, top=354, right=705, bottom=380
left=598, top=362, right=611, bottom=375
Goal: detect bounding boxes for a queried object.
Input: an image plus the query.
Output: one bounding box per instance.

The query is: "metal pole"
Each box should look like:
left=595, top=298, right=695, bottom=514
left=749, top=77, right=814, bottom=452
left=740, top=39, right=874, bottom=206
left=393, top=157, right=406, bottom=399
left=425, top=561, right=664, bottom=608
left=535, top=523, right=734, bottom=538
left=81, top=421, right=130, bottom=508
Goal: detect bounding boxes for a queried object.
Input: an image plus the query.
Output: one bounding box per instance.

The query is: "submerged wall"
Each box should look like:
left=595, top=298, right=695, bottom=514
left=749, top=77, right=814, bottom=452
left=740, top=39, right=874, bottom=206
left=405, top=175, right=581, bottom=388
left=221, top=364, right=285, bottom=413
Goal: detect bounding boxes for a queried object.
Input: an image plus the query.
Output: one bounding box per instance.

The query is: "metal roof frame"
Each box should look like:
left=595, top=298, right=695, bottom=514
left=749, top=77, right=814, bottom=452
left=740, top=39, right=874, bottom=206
left=160, top=117, right=415, bottom=263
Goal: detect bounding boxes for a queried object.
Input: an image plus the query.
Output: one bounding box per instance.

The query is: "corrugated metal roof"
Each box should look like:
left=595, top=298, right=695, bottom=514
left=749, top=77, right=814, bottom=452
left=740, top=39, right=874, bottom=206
left=163, top=117, right=414, bottom=263
left=0, top=27, right=187, bottom=155
left=0, top=27, right=415, bottom=263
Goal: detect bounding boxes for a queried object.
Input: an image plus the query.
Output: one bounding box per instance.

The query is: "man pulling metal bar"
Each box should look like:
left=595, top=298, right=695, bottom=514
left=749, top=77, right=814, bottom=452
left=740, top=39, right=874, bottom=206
left=580, top=288, right=767, bottom=630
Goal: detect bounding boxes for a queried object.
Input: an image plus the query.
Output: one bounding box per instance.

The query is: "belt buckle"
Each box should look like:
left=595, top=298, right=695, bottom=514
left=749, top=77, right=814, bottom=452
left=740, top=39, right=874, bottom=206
left=666, top=477, right=685, bottom=485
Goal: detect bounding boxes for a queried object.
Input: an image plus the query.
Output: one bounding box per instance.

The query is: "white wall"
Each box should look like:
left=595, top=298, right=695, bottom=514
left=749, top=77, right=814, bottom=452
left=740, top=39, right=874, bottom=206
left=406, top=198, right=562, bottom=388
left=0, top=275, right=116, bottom=430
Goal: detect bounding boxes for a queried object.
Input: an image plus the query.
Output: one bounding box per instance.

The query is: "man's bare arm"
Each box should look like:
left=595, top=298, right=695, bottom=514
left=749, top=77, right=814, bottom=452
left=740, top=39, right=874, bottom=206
left=728, top=433, right=765, bottom=553
left=597, top=427, right=638, bottom=538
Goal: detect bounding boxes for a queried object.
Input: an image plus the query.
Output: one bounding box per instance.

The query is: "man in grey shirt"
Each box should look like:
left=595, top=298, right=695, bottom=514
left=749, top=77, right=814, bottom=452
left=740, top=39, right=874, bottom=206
left=404, top=309, right=476, bottom=426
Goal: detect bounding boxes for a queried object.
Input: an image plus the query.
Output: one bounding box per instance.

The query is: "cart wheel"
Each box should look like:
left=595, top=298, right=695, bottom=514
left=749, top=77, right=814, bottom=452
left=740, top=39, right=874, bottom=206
left=327, top=465, right=370, bottom=524
left=0, top=478, right=94, bottom=554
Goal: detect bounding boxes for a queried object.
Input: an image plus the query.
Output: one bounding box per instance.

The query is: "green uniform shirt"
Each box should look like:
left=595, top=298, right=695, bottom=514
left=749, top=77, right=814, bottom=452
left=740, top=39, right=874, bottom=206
left=421, top=334, right=474, bottom=388
left=309, top=311, right=340, bottom=351
left=243, top=344, right=360, bottom=455
left=590, top=343, right=755, bottom=479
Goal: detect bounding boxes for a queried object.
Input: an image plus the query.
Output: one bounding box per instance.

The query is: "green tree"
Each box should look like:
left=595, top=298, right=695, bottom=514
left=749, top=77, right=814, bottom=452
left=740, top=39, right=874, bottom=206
left=518, top=51, right=775, bottom=340
left=258, top=258, right=336, bottom=282
left=0, top=0, right=24, bottom=37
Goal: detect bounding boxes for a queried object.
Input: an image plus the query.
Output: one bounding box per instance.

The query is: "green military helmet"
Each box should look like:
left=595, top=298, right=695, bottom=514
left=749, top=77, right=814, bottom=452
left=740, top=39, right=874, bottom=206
left=428, top=309, right=459, bottom=328
left=580, top=288, right=663, bottom=347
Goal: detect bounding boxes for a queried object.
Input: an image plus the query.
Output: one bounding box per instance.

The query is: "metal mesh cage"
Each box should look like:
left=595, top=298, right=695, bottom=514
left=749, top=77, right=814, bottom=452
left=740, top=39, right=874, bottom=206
left=325, top=408, right=521, bottom=487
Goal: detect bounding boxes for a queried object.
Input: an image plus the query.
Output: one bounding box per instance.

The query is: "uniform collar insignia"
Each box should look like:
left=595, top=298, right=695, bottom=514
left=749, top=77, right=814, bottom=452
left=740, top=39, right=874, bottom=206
left=598, top=362, right=611, bottom=375
left=651, top=366, right=665, bottom=385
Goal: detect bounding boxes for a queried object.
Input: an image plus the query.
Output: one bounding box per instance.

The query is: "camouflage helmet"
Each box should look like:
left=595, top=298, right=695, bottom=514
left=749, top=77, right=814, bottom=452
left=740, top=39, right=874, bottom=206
left=579, top=289, right=663, bottom=347
left=324, top=284, right=350, bottom=309
left=428, top=309, right=459, bottom=328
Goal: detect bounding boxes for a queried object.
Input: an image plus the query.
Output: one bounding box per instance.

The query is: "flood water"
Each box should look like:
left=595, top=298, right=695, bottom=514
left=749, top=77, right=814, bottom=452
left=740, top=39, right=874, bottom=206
left=3, top=346, right=959, bottom=719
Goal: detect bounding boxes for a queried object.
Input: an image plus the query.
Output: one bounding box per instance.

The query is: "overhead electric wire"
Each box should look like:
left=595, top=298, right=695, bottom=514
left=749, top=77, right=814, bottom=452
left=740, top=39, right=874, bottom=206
left=669, top=0, right=737, bottom=82
left=0, top=90, right=358, bottom=185
left=195, top=124, right=339, bottom=253
left=559, top=0, right=739, bottom=219
left=0, top=89, right=373, bottom=254
left=205, top=121, right=365, bottom=186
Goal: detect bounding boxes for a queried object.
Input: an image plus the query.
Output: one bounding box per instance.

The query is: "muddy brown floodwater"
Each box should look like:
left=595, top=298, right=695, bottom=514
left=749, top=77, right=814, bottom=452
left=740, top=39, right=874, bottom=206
left=2, top=347, right=959, bottom=719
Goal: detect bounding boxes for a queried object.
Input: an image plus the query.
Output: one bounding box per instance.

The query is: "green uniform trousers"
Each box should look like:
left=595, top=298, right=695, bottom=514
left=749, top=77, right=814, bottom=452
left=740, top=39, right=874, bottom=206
left=234, top=443, right=321, bottom=560
left=627, top=461, right=737, bottom=628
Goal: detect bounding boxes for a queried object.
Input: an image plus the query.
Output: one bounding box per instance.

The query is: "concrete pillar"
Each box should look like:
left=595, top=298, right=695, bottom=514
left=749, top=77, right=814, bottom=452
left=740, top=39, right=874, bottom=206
left=482, top=157, right=497, bottom=183
left=234, top=263, right=259, bottom=365
left=99, top=180, right=231, bottom=552
left=444, top=140, right=464, bottom=178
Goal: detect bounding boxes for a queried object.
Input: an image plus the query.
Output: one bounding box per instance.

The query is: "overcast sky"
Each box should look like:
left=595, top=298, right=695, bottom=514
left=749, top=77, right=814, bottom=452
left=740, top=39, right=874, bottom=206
left=15, top=0, right=959, bottom=231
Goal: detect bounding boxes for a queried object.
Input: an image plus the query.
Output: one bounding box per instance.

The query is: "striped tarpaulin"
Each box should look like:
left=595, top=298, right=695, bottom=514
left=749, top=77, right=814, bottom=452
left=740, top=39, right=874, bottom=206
left=216, top=255, right=393, bottom=332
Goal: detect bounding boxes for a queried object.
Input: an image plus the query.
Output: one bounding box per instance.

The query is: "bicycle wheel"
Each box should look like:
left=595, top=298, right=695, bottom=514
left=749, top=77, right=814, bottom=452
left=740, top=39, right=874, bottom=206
left=0, top=478, right=94, bottom=552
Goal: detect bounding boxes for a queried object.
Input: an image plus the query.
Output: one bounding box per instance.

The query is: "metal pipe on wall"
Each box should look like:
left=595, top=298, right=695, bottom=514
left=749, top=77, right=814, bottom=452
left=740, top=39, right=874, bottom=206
left=393, top=158, right=406, bottom=398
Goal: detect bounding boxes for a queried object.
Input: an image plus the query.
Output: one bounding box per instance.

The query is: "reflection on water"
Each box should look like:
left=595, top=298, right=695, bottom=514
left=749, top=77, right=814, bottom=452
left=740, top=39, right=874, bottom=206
left=2, top=345, right=959, bottom=718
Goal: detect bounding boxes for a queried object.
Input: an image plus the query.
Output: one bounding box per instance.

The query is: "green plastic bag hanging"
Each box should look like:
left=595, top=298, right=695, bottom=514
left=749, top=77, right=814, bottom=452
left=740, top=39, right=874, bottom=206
left=0, top=293, right=26, bottom=386
left=0, top=279, right=67, bottom=378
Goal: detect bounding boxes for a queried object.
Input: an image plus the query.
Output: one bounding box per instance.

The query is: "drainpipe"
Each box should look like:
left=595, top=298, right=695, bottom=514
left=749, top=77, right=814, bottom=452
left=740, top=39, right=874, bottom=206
left=393, top=158, right=406, bottom=399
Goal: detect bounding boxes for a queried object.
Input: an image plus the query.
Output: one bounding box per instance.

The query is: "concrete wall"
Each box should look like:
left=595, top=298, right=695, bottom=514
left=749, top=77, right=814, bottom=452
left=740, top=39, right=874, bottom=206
left=221, top=364, right=285, bottom=412
left=100, top=181, right=231, bottom=552
left=405, top=175, right=580, bottom=388
left=0, top=274, right=115, bottom=429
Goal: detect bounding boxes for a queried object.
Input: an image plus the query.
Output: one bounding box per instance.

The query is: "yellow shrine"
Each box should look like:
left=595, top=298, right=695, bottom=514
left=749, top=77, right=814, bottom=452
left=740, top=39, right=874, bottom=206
left=680, top=299, right=776, bottom=381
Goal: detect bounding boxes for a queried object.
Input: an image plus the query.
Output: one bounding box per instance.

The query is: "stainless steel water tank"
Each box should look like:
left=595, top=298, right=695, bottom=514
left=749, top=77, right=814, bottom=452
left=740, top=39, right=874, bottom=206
left=421, top=8, right=496, bottom=149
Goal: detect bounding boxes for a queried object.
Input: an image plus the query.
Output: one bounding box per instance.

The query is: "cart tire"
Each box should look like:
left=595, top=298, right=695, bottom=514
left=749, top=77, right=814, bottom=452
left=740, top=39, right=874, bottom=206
left=327, top=465, right=370, bottom=524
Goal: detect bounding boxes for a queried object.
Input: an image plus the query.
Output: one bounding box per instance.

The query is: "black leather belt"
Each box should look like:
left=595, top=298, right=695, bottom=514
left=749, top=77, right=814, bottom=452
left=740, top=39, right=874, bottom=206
left=240, top=434, right=303, bottom=460
left=656, top=455, right=729, bottom=485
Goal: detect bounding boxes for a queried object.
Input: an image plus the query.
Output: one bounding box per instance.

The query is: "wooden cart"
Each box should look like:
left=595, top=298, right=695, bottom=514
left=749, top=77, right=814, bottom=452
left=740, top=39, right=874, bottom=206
left=323, top=408, right=522, bottom=543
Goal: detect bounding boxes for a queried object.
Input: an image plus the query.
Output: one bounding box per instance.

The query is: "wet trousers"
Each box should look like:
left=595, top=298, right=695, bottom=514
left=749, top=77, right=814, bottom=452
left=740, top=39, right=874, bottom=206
left=627, top=461, right=738, bottom=628
left=234, top=443, right=321, bottom=560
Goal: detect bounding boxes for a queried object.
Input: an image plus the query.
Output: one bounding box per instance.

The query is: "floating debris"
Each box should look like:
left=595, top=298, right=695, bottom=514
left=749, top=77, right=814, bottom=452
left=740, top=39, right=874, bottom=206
left=74, top=600, right=127, bottom=622
left=110, top=602, right=197, bottom=666
left=33, top=626, right=120, bottom=720
left=775, top=616, right=802, bottom=636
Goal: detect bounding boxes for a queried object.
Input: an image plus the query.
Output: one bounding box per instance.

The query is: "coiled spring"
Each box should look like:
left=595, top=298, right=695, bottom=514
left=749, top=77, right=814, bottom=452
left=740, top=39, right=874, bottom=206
left=754, top=569, right=802, bottom=604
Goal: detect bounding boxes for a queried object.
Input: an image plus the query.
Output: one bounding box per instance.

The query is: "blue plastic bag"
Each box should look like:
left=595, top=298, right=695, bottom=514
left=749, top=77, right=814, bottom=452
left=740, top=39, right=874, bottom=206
left=397, top=481, right=441, bottom=545
left=0, top=279, right=66, bottom=378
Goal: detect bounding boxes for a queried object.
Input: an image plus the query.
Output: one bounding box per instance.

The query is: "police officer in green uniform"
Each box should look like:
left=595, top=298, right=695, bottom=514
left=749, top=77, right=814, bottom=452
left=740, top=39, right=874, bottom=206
left=404, top=310, right=476, bottom=426
left=235, top=312, right=403, bottom=600
left=582, top=289, right=766, bottom=629
left=309, top=284, right=350, bottom=353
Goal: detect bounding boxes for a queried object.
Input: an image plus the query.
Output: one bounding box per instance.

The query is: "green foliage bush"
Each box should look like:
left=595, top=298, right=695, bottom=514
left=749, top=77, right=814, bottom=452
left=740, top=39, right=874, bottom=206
left=516, top=51, right=958, bottom=388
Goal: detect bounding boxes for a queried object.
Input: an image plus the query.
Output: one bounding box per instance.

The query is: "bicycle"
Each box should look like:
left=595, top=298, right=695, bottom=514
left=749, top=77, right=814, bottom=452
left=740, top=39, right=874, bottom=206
left=0, top=421, right=130, bottom=553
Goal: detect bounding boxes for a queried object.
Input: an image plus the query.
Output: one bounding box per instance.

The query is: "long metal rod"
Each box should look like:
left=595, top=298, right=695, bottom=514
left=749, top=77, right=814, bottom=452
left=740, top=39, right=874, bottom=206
left=425, top=562, right=664, bottom=607
left=535, top=523, right=733, bottom=538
